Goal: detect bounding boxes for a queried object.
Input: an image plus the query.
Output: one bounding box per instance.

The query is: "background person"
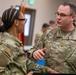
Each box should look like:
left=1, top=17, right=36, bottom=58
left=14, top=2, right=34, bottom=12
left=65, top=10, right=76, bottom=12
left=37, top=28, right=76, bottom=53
left=34, top=23, right=49, bottom=45
left=48, top=20, right=57, bottom=29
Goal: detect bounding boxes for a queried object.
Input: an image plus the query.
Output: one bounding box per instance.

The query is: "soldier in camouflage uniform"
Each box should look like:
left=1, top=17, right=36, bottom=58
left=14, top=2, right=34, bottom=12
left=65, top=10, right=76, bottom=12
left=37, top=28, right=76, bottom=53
left=28, top=2, right=76, bottom=74
left=0, top=8, right=58, bottom=75
left=34, top=23, right=49, bottom=45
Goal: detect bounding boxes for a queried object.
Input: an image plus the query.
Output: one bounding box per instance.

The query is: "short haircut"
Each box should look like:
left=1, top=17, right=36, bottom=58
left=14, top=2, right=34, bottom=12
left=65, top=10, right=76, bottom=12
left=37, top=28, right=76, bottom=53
left=49, top=20, right=55, bottom=25
left=62, top=2, right=76, bottom=14
left=42, top=23, right=49, bottom=28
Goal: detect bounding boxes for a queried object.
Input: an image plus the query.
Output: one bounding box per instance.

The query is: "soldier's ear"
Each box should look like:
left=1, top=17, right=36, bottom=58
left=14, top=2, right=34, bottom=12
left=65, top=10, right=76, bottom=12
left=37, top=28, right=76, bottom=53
left=71, top=14, right=76, bottom=22
left=14, top=19, right=19, bottom=26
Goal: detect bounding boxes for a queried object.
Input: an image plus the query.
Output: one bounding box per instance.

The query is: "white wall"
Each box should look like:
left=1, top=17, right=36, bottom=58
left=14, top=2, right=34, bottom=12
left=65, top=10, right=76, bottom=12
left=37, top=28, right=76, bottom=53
left=0, top=0, right=69, bottom=45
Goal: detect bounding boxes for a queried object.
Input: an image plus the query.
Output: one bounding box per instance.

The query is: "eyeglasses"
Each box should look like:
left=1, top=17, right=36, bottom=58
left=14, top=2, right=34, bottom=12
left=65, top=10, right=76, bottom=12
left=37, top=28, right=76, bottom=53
left=55, top=12, right=73, bottom=17
left=17, top=18, right=27, bottom=23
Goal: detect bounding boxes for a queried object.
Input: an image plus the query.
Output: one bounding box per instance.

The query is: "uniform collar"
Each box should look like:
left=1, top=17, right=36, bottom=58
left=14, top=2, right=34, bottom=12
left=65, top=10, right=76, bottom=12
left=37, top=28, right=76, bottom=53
left=56, top=27, right=76, bottom=40
left=3, top=32, right=22, bottom=44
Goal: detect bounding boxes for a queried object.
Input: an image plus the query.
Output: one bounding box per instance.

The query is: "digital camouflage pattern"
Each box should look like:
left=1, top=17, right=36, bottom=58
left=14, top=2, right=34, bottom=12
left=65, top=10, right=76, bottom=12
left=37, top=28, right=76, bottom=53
left=28, top=27, right=76, bottom=74
left=0, top=32, right=51, bottom=75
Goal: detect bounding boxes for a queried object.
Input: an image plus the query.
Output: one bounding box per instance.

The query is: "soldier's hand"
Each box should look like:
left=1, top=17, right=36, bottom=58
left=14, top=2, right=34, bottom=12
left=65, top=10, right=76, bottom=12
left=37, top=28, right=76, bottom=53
left=26, top=71, right=33, bottom=75
left=33, top=47, right=46, bottom=60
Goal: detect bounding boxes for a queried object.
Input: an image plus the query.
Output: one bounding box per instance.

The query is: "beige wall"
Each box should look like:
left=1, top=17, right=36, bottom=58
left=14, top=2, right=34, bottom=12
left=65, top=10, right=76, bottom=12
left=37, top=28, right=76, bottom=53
left=1, top=0, right=75, bottom=45
left=69, top=0, right=76, bottom=4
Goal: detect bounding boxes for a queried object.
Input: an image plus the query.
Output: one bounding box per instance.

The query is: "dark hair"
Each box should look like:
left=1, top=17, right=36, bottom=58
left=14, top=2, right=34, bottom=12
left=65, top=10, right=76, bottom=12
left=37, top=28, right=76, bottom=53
left=49, top=20, right=55, bottom=25
left=42, top=23, right=49, bottom=28
left=0, top=8, right=20, bottom=32
left=62, top=2, right=76, bottom=14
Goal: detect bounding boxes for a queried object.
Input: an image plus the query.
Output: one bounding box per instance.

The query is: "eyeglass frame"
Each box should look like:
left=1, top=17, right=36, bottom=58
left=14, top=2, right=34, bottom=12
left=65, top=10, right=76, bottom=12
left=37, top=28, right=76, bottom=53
left=55, top=12, right=73, bottom=17
left=16, top=18, right=27, bottom=23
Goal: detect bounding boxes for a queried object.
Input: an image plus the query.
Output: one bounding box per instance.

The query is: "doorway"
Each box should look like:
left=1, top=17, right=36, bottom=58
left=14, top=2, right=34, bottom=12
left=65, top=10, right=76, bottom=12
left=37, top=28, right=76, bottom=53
left=24, top=8, right=36, bottom=46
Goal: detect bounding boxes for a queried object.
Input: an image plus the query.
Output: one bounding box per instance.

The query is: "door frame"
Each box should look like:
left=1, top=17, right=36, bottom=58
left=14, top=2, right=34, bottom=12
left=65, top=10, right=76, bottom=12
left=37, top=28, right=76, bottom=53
left=24, top=8, right=36, bottom=45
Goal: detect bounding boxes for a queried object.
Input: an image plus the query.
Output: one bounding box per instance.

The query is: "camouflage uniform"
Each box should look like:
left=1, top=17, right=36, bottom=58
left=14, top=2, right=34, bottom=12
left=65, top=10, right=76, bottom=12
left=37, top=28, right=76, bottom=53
left=34, top=31, right=43, bottom=45
left=0, top=32, right=51, bottom=75
left=28, top=27, right=76, bottom=74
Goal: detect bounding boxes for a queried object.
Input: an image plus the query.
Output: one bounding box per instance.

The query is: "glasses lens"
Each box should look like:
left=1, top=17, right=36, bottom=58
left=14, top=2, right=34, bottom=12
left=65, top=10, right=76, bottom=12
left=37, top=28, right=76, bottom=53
left=55, top=12, right=72, bottom=17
